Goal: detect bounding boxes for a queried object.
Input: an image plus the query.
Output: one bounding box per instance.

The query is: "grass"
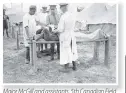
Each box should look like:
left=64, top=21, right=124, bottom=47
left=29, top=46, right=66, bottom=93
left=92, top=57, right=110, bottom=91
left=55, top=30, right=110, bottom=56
left=3, top=32, right=116, bottom=83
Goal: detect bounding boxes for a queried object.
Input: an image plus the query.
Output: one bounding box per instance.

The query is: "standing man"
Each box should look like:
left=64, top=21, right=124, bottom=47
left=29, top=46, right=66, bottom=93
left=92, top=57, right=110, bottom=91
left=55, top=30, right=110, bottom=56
left=36, top=6, right=48, bottom=54
left=53, top=3, right=78, bottom=72
left=46, top=5, right=60, bottom=26
left=46, top=4, right=60, bottom=60
left=23, top=5, right=37, bottom=64
left=37, top=6, right=48, bottom=26
left=3, top=9, right=10, bottom=37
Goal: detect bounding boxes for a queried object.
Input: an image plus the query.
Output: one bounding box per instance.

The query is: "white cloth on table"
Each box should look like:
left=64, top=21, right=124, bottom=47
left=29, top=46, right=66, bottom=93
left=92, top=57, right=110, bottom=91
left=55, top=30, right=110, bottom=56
left=75, top=29, right=102, bottom=41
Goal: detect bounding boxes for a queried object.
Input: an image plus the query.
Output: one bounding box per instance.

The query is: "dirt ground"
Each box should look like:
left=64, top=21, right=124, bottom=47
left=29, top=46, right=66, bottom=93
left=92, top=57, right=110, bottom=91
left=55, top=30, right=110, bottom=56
left=3, top=31, right=116, bottom=83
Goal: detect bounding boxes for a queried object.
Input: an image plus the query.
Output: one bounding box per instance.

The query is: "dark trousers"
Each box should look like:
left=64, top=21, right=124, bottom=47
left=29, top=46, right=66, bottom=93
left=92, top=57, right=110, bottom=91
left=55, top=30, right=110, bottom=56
left=50, top=43, right=60, bottom=59
left=26, top=47, right=30, bottom=61
left=3, top=28, right=9, bottom=37
left=3, top=21, right=9, bottom=37
left=57, top=43, right=60, bottom=58
left=40, top=43, right=48, bottom=51
left=50, top=43, right=55, bottom=59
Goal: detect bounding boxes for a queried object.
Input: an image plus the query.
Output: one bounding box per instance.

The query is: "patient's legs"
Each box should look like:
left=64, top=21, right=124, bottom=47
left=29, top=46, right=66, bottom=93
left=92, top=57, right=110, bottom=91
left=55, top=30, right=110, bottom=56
left=78, top=29, right=107, bottom=40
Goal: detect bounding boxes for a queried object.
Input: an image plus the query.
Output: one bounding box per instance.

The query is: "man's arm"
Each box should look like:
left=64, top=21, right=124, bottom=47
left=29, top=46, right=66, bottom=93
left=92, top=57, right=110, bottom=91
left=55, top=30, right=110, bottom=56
left=57, top=16, right=65, bottom=33
left=36, top=20, right=47, bottom=27
left=52, top=16, right=64, bottom=33
left=23, top=15, right=31, bottom=39
left=56, top=14, right=60, bottom=24
left=35, top=14, right=47, bottom=28
left=46, top=15, right=50, bottom=25
left=25, top=26, right=30, bottom=39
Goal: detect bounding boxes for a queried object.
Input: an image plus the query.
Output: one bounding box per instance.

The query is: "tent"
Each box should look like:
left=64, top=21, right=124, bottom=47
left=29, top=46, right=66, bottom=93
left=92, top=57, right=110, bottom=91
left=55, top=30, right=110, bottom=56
left=76, top=3, right=108, bottom=24
left=75, top=3, right=116, bottom=37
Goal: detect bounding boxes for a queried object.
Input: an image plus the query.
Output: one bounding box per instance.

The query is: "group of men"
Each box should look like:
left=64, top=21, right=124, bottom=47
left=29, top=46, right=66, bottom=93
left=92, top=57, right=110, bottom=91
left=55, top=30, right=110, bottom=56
left=23, top=3, right=78, bottom=72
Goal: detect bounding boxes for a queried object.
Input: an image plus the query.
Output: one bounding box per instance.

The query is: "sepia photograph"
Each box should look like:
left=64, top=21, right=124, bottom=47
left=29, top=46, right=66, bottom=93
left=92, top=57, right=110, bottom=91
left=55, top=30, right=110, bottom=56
left=3, top=3, right=117, bottom=84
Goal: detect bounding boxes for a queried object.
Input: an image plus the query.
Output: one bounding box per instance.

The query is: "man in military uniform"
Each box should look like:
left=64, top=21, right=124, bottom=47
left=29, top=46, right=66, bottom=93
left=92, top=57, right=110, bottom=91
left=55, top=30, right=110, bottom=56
left=46, top=4, right=60, bottom=60
left=36, top=6, right=48, bottom=56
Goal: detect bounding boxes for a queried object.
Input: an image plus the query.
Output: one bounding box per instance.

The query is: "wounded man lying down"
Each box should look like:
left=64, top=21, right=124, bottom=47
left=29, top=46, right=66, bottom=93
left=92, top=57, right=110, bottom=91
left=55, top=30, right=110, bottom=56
left=36, top=26, right=107, bottom=42
left=36, top=26, right=59, bottom=41
left=74, top=28, right=108, bottom=41
left=35, top=25, right=60, bottom=60
left=35, top=24, right=108, bottom=61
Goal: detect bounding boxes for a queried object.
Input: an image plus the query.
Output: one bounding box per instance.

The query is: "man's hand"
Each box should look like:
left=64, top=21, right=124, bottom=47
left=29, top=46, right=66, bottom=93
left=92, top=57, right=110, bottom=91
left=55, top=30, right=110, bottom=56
left=35, top=19, right=46, bottom=27
left=52, top=29, right=59, bottom=33
left=36, top=20, right=40, bottom=25
left=54, top=25, right=58, bottom=29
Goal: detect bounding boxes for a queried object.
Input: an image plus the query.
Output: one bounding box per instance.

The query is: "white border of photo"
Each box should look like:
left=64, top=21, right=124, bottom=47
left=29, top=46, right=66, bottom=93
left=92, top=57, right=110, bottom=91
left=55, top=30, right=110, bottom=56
left=0, top=0, right=125, bottom=93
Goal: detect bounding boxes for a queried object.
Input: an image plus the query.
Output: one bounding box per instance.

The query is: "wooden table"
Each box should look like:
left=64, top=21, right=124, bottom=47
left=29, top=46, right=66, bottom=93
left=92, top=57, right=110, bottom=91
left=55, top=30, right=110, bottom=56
left=29, top=37, right=110, bottom=67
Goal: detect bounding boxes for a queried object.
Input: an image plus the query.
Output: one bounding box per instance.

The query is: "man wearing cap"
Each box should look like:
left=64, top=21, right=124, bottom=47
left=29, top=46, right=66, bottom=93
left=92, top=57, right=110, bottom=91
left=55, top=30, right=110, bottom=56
left=37, top=6, right=48, bottom=26
left=23, top=5, right=37, bottom=64
left=53, top=3, right=78, bottom=71
left=46, top=4, right=60, bottom=60
left=46, top=5, right=60, bottom=26
left=36, top=6, right=48, bottom=55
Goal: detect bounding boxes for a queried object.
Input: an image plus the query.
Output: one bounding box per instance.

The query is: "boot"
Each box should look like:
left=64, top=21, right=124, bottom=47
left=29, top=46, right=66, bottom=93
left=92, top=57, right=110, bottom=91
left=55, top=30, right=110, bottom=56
left=59, top=63, right=70, bottom=73
left=72, top=61, right=77, bottom=71
left=65, top=63, right=69, bottom=69
left=51, top=56, right=54, bottom=60
left=37, top=51, right=42, bottom=58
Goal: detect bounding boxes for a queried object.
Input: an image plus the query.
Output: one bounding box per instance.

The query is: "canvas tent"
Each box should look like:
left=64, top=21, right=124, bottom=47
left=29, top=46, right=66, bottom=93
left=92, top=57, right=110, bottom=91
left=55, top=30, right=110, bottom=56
left=76, top=3, right=108, bottom=24
left=74, top=3, right=116, bottom=37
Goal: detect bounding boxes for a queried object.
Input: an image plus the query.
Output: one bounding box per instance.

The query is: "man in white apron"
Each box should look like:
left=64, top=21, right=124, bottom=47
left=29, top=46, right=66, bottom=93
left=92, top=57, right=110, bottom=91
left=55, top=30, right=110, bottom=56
left=53, top=3, right=78, bottom=72
left=23, top=5, right=37, bottom=64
